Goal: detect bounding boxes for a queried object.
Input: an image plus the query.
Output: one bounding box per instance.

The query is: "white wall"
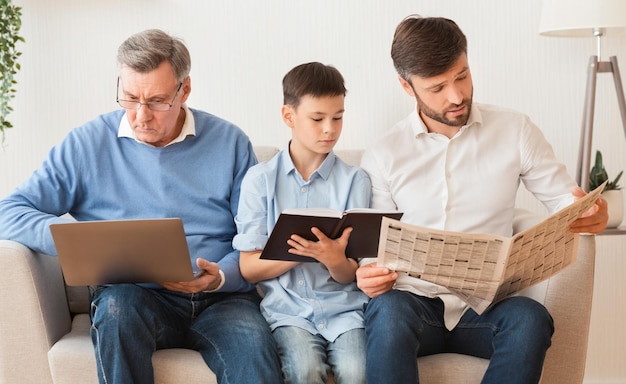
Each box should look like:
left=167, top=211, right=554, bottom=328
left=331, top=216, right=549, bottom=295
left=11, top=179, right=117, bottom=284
left=1, top=1, right=625, bottom=382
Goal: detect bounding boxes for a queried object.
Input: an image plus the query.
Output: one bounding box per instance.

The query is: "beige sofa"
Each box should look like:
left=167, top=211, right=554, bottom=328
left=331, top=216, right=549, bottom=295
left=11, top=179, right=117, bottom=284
left=0, top=146, right=595, bottom=384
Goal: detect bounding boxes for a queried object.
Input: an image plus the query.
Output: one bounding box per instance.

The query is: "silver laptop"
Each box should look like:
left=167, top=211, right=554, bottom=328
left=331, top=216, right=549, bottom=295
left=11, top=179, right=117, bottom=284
left=50, top=218, right=194, bottom=286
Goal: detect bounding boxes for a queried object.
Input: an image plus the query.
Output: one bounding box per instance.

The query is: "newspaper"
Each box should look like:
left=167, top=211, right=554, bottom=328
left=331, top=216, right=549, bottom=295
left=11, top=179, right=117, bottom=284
left=376, top=182, right=606, bottom=314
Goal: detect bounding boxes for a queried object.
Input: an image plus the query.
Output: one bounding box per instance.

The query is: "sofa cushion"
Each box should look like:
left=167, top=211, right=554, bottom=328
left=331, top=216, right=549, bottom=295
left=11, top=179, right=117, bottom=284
left=50, top=315, right=488, bottom=384
left=419, top=354, right=488, bottom=382
left=48, top=314, right=218, bottom=384
left=66, top=285, right=91, bottom=314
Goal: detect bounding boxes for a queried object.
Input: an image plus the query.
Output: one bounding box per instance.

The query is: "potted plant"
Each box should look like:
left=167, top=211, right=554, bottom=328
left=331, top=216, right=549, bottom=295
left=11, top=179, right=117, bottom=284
left=0, top=0, right=25, bottom=142
left=589, top=150, right=623, bottom=228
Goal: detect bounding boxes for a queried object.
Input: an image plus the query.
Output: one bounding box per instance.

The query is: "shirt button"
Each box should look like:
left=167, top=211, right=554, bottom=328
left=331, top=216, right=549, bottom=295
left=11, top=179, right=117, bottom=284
left=298, top=280, right=305, bottom=286
left=317, top=324, right=325, bottom=330
left=301, top=187, right=307, bottom=193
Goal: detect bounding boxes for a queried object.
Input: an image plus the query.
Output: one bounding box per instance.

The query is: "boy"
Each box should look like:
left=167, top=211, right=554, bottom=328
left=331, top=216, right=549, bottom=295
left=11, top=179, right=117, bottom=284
left=233, top=62, right=369, bottom=384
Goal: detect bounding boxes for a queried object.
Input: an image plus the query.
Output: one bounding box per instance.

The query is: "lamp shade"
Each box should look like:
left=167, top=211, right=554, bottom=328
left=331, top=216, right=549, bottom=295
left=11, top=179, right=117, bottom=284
left=539, top=0, right=626, bottom=37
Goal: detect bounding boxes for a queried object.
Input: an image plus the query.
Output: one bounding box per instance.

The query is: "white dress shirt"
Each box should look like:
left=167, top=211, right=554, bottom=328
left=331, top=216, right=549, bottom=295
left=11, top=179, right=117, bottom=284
left=361, top=103, right=576, bottom=330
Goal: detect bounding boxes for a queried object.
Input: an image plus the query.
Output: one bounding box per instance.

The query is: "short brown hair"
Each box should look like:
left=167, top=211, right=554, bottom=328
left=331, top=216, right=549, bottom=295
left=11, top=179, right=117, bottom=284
left=391, top=15, right=467, bottom=81
left=282, top=62, right=346, bottom=109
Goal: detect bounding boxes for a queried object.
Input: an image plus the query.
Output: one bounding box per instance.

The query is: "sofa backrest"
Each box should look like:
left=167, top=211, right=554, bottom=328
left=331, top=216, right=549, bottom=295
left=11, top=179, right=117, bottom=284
left=254, top=145, right=364, bottom=167
left=252, top=145, right=280, bottom=163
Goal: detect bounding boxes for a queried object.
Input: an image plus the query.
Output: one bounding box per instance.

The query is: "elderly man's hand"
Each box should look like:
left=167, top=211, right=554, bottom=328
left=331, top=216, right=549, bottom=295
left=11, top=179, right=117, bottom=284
left=160, top=258, right=222, bottom=293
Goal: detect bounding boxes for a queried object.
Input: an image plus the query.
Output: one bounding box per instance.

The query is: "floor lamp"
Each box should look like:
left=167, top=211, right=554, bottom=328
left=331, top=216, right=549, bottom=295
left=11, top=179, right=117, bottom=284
left=539, top=0, right=626, bottom=192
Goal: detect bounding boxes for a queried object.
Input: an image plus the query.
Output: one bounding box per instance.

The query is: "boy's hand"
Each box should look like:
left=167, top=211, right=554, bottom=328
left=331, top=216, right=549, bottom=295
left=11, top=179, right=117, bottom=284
left=287, top=226, right=351, bottom=266
left=287, top=227, right=357, bottom=284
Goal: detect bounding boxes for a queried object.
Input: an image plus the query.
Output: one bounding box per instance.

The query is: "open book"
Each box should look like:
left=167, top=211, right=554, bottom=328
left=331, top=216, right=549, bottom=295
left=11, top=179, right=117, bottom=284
left=376, top=181, right=606, bottom=314
left=260, top=208, right=403, bottom=262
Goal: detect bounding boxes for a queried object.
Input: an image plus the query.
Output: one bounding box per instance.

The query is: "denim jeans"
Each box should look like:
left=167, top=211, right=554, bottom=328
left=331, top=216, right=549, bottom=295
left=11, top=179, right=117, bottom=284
left=272, top=326, right=366, bottom=384
left=90, top=284, right=282, bottom=384
left=364, top=290, right=554, bottom=384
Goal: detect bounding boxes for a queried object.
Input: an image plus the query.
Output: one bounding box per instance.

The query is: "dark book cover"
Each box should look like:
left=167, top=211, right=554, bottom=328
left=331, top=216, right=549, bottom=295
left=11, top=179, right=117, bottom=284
left=260, top=209, right=403, bottom=262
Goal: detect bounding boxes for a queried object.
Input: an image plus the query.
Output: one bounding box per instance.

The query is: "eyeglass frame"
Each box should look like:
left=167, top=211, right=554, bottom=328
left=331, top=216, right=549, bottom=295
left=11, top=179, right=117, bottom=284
left=116, top=77, right=183, bottom=112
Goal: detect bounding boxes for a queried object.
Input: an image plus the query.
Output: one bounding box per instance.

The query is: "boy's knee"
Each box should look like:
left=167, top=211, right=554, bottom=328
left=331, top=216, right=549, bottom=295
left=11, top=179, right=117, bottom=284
left=332, top=362, right=366, bottom=384
left=282, top=360, right=328, bottom=384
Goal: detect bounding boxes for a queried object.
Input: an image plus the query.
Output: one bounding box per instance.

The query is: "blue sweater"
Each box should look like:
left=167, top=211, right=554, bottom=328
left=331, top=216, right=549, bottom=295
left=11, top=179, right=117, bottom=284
left=0, top=108, right=257, bottom=292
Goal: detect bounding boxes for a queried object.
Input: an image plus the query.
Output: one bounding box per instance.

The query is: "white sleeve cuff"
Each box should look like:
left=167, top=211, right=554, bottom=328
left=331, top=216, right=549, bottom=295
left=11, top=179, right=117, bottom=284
left=203, top=270, right=225, bottom=293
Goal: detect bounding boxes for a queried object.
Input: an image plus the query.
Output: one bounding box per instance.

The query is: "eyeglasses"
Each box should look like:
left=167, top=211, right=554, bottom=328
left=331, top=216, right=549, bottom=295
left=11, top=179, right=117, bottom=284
left=116, top=77, right=183, bottom=112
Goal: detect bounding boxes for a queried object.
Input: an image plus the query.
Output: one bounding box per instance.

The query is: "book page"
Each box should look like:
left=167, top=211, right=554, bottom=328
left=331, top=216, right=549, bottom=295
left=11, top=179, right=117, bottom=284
left=280, top=207, right=401, bottom=218
left=281, top=208, right=343, bottom=218
left=376, top=181, right=606, bottom=314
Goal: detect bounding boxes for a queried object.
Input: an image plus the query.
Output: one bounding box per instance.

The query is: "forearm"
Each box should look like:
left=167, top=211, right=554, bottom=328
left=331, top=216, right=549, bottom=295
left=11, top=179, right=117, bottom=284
left=0, top=144, right=79, bottom=254
left=216, top=249, right=256, bottom=292
left=239, top=250, right=298, bottom=283
left=0, top=197, right=71, bottom=255
left=325, top=257, right=358, bottom=285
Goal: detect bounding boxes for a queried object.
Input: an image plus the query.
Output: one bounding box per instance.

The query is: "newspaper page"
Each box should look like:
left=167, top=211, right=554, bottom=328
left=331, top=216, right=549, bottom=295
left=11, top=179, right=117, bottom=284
left=376, top=181, right=606, bottom=314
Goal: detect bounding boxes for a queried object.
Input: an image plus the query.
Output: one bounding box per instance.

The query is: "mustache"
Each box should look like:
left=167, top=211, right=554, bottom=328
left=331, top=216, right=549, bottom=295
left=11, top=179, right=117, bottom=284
left=447, top=99, right=470, bottom=110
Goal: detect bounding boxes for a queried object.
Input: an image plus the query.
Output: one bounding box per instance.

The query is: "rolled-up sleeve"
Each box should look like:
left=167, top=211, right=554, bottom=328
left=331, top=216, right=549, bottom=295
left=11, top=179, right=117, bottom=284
left=233, top=166, right=271, bottom=251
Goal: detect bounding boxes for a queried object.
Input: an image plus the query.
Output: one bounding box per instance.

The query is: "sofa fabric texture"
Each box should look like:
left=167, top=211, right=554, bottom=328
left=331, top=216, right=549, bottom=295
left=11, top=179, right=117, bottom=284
left=0, top=146, right=595, bottom=384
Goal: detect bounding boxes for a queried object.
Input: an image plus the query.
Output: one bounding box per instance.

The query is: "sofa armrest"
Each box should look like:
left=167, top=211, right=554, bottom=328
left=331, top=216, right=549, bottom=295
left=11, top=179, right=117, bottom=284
left=512, top=209, right=594, bottom=384
left=541, top=234, right=594, bottom=384
left=0, top=240, right=72, bottom=384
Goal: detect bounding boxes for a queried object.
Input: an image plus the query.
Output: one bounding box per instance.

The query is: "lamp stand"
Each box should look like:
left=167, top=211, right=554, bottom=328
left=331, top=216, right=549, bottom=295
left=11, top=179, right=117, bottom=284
left=577, top=55, right=626, bottom=191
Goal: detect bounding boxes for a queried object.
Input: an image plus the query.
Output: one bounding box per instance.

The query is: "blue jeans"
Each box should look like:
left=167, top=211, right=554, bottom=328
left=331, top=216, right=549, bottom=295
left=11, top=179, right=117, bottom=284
left=90, top=284, right=282, bottom=384
left=364, top=290, right=554, bottom=384
left=272, top=326, right=366, bottom=384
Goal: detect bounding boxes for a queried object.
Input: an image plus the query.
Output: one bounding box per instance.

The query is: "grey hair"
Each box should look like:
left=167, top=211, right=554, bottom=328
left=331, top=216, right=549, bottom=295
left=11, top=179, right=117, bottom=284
left=117, top=29, right=191, bottom=82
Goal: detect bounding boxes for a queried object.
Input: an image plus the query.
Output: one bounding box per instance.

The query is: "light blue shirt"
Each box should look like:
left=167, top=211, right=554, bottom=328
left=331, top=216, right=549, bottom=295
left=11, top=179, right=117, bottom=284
left=0, top=108, right=257, bottom=293
left=233, top=147, right=371, bottom=341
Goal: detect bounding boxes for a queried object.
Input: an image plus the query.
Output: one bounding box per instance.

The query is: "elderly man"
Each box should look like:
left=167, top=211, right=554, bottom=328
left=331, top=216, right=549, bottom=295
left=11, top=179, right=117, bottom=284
left=0, top=29, right=282, bottom=384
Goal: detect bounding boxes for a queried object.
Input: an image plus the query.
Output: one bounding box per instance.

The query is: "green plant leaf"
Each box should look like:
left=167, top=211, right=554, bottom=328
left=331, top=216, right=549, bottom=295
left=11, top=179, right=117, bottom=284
left=590, top=150, right=623, bottom=191
left=0, top=0, right=24, bottom=138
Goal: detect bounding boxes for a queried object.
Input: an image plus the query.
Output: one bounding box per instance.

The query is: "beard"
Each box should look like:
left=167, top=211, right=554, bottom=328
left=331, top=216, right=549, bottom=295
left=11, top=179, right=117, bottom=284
left=415, top=89, right=473, bottom=128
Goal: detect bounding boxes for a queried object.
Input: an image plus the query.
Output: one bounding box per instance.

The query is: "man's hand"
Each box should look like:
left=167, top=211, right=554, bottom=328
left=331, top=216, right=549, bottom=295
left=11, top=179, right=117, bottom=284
left=160, top=258, right=222, bottom=293
left=569, top=187, right=609, bottom=234
left=356, top=263, right=398, bottom=298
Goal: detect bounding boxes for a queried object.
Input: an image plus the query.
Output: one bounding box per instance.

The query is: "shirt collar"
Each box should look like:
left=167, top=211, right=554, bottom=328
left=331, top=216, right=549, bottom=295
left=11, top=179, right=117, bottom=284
left=117, top=104, right=196, bottom=146
left=466, top=104, right=483, bottom=128
left=279, top=142, right=337, bottom=181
